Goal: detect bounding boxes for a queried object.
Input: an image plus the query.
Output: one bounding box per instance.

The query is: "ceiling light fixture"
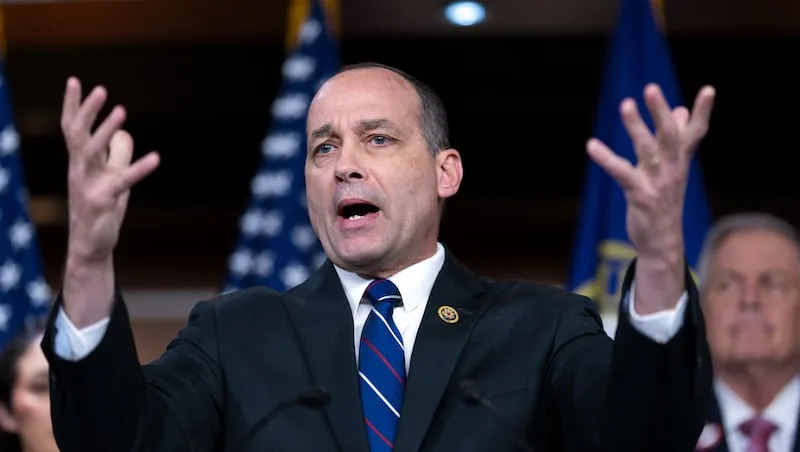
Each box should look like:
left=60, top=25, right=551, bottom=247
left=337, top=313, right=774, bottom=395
left=444, top=1, right=486, bottom=27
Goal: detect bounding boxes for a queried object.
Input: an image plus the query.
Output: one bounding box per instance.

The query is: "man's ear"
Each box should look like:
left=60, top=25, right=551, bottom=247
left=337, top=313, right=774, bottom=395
left=0, top=402, right=19, bottom=433
left=436, top=148, right=463, bottom=199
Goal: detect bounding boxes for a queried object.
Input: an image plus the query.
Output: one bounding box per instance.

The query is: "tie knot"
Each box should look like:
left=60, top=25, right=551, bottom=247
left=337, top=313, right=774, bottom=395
left=739, top=417, right=777, bottom=440
left=364, top=279, right=403, bottom=309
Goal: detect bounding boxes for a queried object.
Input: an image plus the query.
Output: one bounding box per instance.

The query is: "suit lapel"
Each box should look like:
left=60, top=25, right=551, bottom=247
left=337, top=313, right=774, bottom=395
left=393, top=252, right=486, bottom=452
left=286, top=262, right=369, bottom=452
left=795, top=402, right=800, bottom=452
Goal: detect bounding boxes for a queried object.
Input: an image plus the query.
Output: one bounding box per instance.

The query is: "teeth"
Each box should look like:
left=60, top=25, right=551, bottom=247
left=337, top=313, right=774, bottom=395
left=348, top=214, right=363, bottom=220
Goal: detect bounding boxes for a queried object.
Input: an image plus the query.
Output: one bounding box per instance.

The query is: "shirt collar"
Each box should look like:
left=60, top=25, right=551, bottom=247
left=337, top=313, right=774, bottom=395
left=334, top=243, right=446, bottom=316
left=715, top=376, right=800, bottom=436
left=764, top=376, right=800, bottom=434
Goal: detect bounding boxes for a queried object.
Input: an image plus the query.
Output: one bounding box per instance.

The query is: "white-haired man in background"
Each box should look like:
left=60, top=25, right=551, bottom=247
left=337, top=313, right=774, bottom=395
left=696, top=212, right=800, bottom=452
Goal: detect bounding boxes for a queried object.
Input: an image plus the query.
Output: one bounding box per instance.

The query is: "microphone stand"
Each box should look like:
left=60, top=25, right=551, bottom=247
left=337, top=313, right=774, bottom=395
left=459, top=380, right=535, bottom=452
left=227, top=386, right=331, bottom=452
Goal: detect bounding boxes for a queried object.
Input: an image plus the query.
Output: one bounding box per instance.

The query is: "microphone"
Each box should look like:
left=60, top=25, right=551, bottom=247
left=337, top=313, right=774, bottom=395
left=459, top=380, right=534, bottom=452
left=228, top=385, right=331, bottom=452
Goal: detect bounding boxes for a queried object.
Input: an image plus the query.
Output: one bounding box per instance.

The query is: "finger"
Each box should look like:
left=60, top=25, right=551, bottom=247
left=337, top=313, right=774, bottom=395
left=643, top=83, right=680, bottom=157
left=619, top=98, right=657, bottom=163
left=70, top=85, right=108, bottom=141
left=61, top=77, right=82, bottom=133
left=687, top=85, right=716, bottom=143
left=107, top=130, right=134, bottom=170
left=86, top=106, right=127, bottom=159
left=671, top=106, right=690, bottom=130
left=586, top=138, right=638, bottom=191
left=114, top=151, right=160, bottom=196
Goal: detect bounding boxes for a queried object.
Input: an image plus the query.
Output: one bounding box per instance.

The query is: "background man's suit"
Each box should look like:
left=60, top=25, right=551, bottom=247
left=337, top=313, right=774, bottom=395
left=43, top=251, right=711, bottom=451
left=696, top=395, right=800, bottom=451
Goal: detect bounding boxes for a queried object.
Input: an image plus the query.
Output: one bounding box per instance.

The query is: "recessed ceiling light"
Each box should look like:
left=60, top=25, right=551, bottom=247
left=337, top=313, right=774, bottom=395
left=444, top=1, right=486, bottom=27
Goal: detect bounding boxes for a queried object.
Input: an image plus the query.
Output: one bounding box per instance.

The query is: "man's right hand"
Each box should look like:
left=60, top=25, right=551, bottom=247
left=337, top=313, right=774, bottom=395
left=61, top=77, right=160, bottom=327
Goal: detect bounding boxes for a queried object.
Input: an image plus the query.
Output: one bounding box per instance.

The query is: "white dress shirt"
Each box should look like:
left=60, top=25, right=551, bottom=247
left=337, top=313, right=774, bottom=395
left=714, top=377, right=800, bottom=452
left=55, top=242, right=687, bottom=364
left=333, top=242, right=446, bottom=372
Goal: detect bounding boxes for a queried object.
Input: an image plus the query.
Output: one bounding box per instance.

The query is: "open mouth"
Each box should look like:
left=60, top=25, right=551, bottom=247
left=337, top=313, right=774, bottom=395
left=338, top=201, right=380, bottom=221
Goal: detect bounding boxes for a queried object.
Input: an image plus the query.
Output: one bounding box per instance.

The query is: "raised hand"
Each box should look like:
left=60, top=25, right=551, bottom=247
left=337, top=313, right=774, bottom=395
left=60, top=77, right=160, bottom=325
left=587, top=83, right=716, bottom=313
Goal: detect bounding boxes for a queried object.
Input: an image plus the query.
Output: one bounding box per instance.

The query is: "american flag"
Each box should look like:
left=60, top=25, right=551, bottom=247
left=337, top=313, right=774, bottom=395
left=223, top=0, right=339, bottom=293
left=0, top=59, right=51, bottom=348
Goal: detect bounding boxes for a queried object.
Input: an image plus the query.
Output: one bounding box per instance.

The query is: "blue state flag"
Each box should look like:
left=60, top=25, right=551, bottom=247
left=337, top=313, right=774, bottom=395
left=223, top=1, right=339, bottom=292
left=0, top=59, right=51, bottom=349
left=567, top=0, right=711, bottom=313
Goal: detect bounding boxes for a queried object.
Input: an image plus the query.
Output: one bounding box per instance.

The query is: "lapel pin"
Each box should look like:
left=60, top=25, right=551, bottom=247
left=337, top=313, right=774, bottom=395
left=438, top=305, right=459, bottom=324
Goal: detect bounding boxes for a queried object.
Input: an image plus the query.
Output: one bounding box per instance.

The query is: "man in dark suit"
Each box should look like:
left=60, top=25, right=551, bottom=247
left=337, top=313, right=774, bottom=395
left=43, top=63, right=716, bottom=451
left=694, top=213, right=800, bottom=452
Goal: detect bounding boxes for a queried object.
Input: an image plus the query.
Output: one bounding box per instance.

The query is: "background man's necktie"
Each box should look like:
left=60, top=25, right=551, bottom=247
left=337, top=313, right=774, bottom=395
left=739, top=417, right=777, bottom=452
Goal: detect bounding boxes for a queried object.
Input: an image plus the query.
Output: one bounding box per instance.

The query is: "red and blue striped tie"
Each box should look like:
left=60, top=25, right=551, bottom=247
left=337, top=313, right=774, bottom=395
left=359, top=279, right=405, bottom=451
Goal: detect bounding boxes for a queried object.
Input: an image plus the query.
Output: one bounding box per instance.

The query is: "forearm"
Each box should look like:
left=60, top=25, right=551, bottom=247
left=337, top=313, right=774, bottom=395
left=46, top=291, right=223, bottom=452
left=605, top=265, right=711, bottom=451
left=551, top=281, right=710, bottom=452
left=46, top=294, right=152, bottom=451
left=606, top=302, right=710, bottom=452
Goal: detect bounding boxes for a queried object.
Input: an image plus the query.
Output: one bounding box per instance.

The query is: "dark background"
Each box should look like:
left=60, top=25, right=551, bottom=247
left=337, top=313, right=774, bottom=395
left=3, top=0, right=798, bottom=289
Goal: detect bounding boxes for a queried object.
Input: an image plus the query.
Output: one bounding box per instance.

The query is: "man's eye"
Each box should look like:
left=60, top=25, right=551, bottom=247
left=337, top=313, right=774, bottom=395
left=370, top=135, right=392, bottom=145
left=316, top=143, right=334, bottom=154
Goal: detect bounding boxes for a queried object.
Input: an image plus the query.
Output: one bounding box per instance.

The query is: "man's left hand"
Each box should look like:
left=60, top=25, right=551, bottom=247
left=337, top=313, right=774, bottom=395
left=587, top=83, right=716, bottom=315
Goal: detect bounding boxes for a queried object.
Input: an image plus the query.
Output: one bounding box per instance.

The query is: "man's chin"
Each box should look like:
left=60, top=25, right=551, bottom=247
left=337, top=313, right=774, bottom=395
left=725, top=350, right=782, bottom=367
left=331, top=247, right=386, bottom=272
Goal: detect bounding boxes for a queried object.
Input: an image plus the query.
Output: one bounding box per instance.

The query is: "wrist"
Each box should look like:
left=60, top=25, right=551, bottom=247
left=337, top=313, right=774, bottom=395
left=635, top=226, right=683, bottom=260
left=632, top=250, right=685, bottom=315
left=635, top=246, right=684, bottom=271
left=63, top=254, right=115, bottom=328
left=67, top=235, right=113, bottom=265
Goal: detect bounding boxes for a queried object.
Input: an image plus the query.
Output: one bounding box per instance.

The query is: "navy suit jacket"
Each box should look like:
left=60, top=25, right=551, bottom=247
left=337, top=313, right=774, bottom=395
left=695, top=393, right=800, bottom=451
left=43, top=250, right=711, bottom=451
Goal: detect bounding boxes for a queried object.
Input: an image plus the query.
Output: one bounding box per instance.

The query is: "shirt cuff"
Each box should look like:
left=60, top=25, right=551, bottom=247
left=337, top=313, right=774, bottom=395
left=625, top=283, right=687, bottom=344
left=54, top=307, right=110, bottom=361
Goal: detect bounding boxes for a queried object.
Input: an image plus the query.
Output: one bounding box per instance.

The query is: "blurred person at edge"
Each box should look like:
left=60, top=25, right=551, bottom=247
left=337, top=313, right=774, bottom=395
left=696, top=212, right=800, bottom=452
left=0, top=324, right=58, bottom=452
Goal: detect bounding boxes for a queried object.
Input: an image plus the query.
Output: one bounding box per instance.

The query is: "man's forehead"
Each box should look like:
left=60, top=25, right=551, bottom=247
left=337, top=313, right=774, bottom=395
left=711, top=235, right=800, bottom=272
left=717, top=229, right=800, bottom=255
left=325, top=66, right=413, bottom=91
left=307, top=68, right=419, bottom=132
left=311, top=69, right=415, bottom=109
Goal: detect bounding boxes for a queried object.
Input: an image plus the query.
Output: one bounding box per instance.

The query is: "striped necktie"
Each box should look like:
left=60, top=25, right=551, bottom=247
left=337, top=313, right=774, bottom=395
left=358, top=279, right=405, bottom=451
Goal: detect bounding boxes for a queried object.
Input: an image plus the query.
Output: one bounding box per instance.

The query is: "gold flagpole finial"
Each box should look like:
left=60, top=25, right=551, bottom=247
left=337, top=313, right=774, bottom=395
left=0, top=7, right=6, bottom=57
left=285, top=0, right=339, bottom=51
left=650, top=0, right=666, bottom=30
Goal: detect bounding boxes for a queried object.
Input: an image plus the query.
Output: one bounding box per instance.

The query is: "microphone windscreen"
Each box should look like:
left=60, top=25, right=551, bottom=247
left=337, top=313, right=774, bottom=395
left=298, top=386, right=331, bottom=408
